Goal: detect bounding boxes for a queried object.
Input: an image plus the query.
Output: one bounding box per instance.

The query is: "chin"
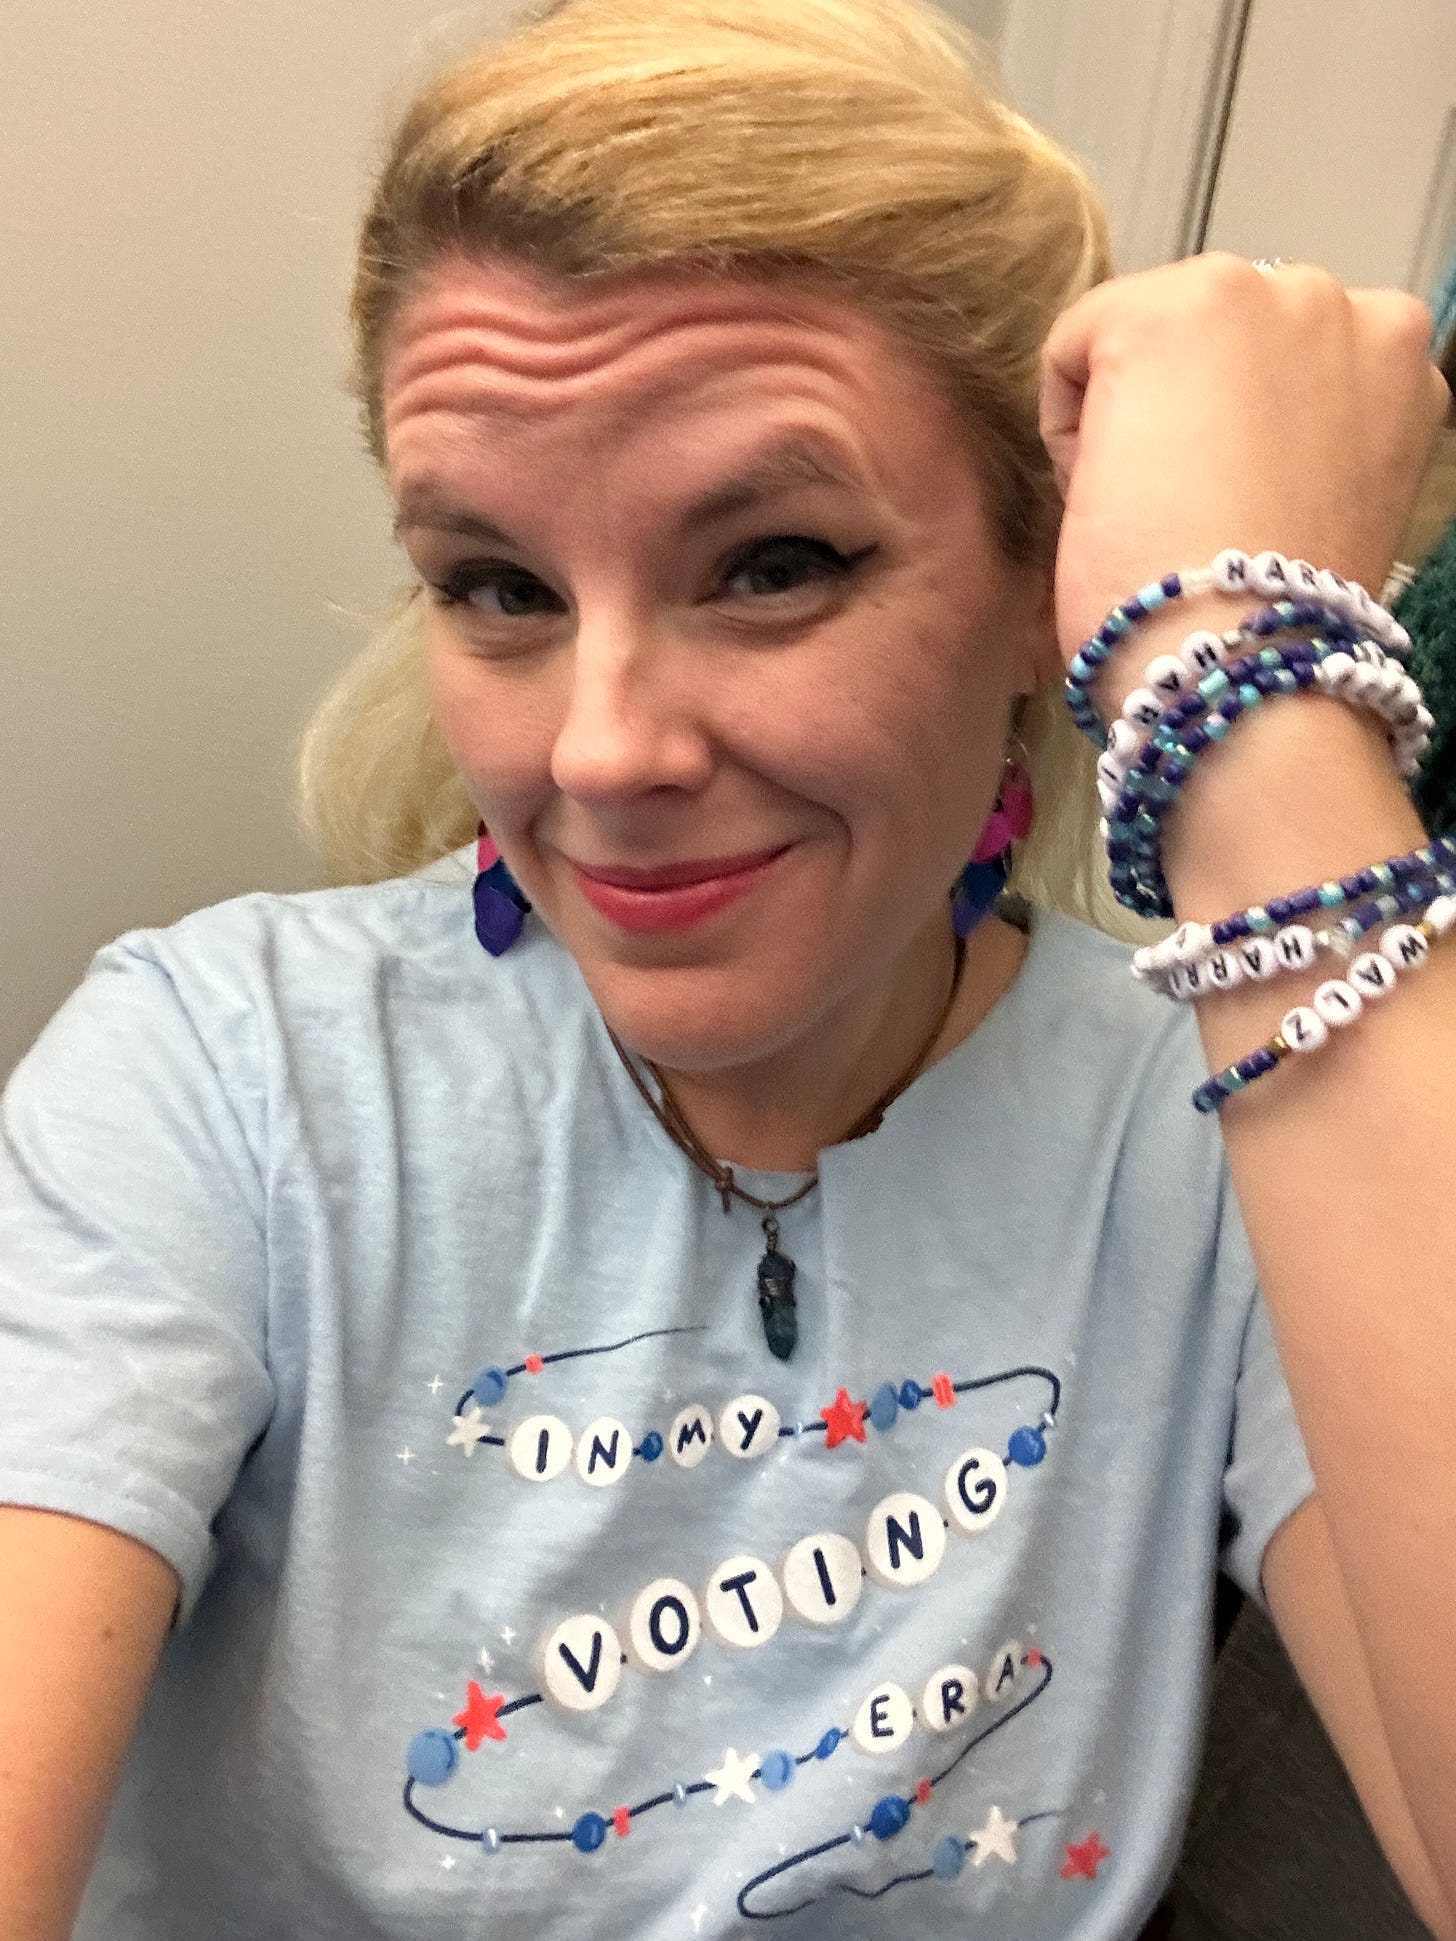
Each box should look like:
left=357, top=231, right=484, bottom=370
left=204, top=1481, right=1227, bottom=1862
left=579, top=953, right=832, bottom=1074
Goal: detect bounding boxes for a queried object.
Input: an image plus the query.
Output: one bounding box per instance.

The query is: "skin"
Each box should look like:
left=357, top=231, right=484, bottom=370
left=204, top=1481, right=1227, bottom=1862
left=384, top=253, right=1057, bottom=1167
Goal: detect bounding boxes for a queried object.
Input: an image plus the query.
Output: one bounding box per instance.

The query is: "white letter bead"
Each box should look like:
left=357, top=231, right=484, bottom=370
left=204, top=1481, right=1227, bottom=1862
left=1097, top=778, right=1122, bottom=817
left=1289, top=558, right=1322, bottom=596
left=863, top=1491, right=947, bottom=1589
left=508, top=1414, right=575, bottom=1483
left=1180, top=630, right=1226, bottom=676
left=1171, top=921, right=1212, bottom=963
left=851, top=1682, right=914, bottom=1755
left=575, top=1416, right=634, bottom=1487
left=921, top=1664, right=980, bottom=1733
left=1280, top=1005, right=1329, bottom=1053
left=1380, top=924, right=1429, bottom=970
left=1349, top=952, right=1397, bottom=997
left=668, top=1403, right=714, bottom=1468
left=781, top=1532, right=864, bottom=1627
left=1312, top=979, right=1362, bottom=1027
left=1144, top=654, right=1188, bottom=698
left=704, top=1555, right=783, bottom=1649
left=626, top=1578, right=702, bottom=1672
left=1107, top=718, right=1142, bottom=759
left=1205, top=950, right=1243, bottom=990
left=1211, top=547, right=1251, bottom=592
left=1424, top=896, right=1456, bottom=936
left=1249, top=550, right=1291, bottom=596
left=1273, top=925, right=1317, bottom=971
left=1120, top=687, right=1164, bottom=729
left=943, top=1446, right=1008, bottom=1535
left=983, top=1639, right=1024, bottom=1704
left=1168, top=966, right=1191, bottom=1000
left=1237, top=937, right=1278, bottom=980
left=719, top=1394, right=780, bottom=1459
left=540, top=1614, right=623, bottom=1712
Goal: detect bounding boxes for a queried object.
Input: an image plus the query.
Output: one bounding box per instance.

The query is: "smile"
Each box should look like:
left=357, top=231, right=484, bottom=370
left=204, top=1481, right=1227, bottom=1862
left=568, top=847, right=790, bottom=933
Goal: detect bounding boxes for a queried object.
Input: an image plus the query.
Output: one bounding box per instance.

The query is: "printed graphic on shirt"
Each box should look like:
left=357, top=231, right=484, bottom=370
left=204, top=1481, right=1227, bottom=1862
left=402, top=1327, right=1111, bottom=1924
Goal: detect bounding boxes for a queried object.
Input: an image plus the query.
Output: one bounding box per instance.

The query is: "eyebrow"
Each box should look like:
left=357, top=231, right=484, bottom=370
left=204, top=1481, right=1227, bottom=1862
left=390, top=432, right=869, bottom=547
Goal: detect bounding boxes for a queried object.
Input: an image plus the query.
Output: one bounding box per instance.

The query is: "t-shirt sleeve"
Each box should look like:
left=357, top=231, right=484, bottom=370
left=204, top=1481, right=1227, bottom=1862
left=0, top=934, right=274, bottom=1625
left=1220, top=1283, right=1317, bottom=1605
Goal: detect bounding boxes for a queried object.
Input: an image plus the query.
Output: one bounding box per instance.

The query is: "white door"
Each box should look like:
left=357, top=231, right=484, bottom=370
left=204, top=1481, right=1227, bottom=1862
left=1202, top=0, right=1456, bottom=298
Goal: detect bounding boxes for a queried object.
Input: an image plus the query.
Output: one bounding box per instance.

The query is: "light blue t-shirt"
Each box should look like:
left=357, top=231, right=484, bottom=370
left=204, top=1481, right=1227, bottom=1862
left=0, top=852, right=1314, bottom=1940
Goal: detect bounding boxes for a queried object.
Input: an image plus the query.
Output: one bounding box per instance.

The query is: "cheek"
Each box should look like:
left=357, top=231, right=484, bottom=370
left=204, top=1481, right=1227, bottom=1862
left=424, top=626, right=552, bottom=825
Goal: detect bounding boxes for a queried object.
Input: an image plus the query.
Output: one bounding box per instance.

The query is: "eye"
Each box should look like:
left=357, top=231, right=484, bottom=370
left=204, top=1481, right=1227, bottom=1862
left=428, top=563, right=566, bottom=618
left=720, top=536, right=876, bottom=601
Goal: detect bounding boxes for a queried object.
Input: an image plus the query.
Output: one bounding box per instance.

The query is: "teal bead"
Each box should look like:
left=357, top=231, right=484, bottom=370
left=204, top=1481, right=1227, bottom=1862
left=1108, top=612, right=1132, bottom=635
left=1276, top=669, right=1299, bottom=692
left=1134, top=812, right=1159, bottom=838
left=1198, top=668, right=1231, bottom=700
left=1248, top=907, right=1273, bottom=933
left=1238, top=684, right=1262, bottom=706
left=1205, top=716, right=1231, bottom=738
left=1373, top=864, right=1396, bottom=887
left=1318, top=884, right=1344, bottom=907
left=1258, top=647, right=1283, bottom=667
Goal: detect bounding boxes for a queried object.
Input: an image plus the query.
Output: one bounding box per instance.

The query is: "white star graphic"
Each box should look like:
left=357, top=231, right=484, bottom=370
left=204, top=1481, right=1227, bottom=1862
left=704, top=1747, right=759, bottom=1806
left=440, top=1853, right=457, bottom=1871
left=689, top=1906, right=708, bottom=1933
left=397, top=1446, right=416, bottom=1466
left=500, top=1625, right=517, bottom=1646
left=478, top=1647, right=494, bottom=1674
left=968, top=1804, right=1019, bottom=1867
left=446, top=1404, right=493, bottom=1456
left=428, top=1375, right=445, bottom=1396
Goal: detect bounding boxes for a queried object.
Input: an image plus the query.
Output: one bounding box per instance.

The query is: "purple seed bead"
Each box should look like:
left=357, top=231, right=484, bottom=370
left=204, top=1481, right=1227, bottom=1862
left=1124, top=597, right=1147, bottom=622
left=1266, top=896, right=1293, bottom=922
left=1162, top=573, right=1182, bottom=596
left=1287, top=887, right=1322, bottom=914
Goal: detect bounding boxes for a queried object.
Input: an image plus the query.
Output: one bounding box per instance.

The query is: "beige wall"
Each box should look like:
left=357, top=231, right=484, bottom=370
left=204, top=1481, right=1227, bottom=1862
left=1, top=0, right=1009, bottom=1080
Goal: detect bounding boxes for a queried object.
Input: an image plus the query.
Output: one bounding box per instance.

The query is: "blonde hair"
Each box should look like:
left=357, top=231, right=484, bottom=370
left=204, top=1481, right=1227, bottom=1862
left=299, top=0, right=1141, bottom=937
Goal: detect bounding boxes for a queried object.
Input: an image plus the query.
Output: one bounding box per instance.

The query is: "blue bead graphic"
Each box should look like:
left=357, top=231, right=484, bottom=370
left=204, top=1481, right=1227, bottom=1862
left=849, top=1824, right=866, bottom=1847
left=898, top=1380, right=924, bottom=1410
left=472, top=1366, right=508, bottom=1407
left=1007, top=1425, right=1047, bottom=1467
left=571, top=1812, right=609, bottom=1854
left=814, top=1727, right=844, bottom=1761
left=640, top=1431, right=664, bottom=1462
left=932, top=1834, right=966, bottom=1879
left=480, top=1828, right=500, bottom=1855
left=760, top=1750, right=795, bottom=1792
left=406, top=1728, right=459, bottom=1787
left=869, top=1794, right=910, bottom=1841
left=868, top=1382, right=899, bottom=1433
left=672, top=1783, right=689, bottom=1808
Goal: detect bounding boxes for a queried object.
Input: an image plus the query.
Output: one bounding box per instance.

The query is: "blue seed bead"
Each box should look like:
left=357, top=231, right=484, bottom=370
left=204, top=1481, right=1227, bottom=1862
left=1266, top=895, right=1293, bottom=922
left=1107, top=611, right=1132, bottom=636
left=932, top=1834, right=966, bottom=1880
left=815, top=1727, right=844, bottom=1760
left=640, top=1431, right=664, bottom=1463
left=1247, top=1047, right=1279, bottom=1076
left=1318, top=884, right=1345, bottom=907
left=868, top=1382, right=900, bottom=1433
left=571, top=1812, right=609, bottom=1854
left=1008, top=1425, right=1047, bottom=1467
left=481, top=1828, right=501, bottom=1855
left=472, top=1366, right=509, bottom=1407
left=898, top=1380, right=924, bottom=1411
left=407, top=1728, right=459, bottom=1787
left=1238, top=683, right=1262, bottom=707
left=760, top=1750, right=795, bottom=1792
left=672, top=1783, right=689, bottom=1807
left=1287, top=887, right=1321, bottom=914
left=869, top=1795, right=911, bottom=1841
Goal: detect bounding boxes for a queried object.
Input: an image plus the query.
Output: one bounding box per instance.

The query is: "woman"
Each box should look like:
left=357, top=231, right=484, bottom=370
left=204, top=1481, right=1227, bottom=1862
left=0, top=0, right=1450, bottom=1934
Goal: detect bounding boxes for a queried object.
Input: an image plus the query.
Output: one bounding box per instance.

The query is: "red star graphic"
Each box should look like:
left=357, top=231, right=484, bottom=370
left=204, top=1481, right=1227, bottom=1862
left=820, top=1386, right=869, bottom=1449
left=453, top=1680, right=508, bottom=1751
left=523, top=1353, right=544, bottom=1375
left=1061, top=1832, right=1111, bottom=1881
left=1025, top=1647, right=1044, bottom=1667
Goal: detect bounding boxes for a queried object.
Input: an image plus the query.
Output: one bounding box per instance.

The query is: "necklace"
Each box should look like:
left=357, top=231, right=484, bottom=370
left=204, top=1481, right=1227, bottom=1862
left=606, top=930, right=967, bottom=1362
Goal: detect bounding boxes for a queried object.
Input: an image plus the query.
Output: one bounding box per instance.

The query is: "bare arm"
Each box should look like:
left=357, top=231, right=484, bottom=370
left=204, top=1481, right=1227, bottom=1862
left=0, top=1507, right=177, bottom=1941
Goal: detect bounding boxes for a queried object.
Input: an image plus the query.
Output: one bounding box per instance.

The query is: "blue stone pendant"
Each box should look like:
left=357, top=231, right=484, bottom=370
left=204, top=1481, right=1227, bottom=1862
left=756, top=1214, right=798, bottom=1361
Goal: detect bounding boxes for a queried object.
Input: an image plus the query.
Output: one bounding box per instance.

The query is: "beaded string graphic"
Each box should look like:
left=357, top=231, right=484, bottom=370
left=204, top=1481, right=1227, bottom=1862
left=445, top=1324, right=1062, bottom=1481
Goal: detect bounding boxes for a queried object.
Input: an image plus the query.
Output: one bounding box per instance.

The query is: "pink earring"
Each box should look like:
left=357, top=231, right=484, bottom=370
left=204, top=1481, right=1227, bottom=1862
left=953, top=756, right=1035, bottom=937
left=472, top=825, right=531, bottom=956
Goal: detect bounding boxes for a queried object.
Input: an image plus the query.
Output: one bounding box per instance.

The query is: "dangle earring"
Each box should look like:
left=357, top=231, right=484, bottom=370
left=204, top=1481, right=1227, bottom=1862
left=952, top=751, right=1035, bottom=937
left=472, top=825, right=531, bottom=956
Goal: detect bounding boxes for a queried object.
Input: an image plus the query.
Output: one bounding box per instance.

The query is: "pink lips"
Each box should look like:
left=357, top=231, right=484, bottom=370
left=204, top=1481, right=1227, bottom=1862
left=569, top=846, right=789, bottom=933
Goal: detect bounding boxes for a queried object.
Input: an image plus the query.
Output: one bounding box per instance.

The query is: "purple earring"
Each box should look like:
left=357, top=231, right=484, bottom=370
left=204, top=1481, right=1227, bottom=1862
left=473, top=826, right=531, bottom=956
left=952, top=757, right=1035, bottom=937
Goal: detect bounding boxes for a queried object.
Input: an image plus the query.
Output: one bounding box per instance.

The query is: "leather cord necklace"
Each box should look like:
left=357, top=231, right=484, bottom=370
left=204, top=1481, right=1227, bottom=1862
left=605, top=930, right=967, bottom=1361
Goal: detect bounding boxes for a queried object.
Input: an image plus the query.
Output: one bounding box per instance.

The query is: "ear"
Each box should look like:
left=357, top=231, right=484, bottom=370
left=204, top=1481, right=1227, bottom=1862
left=1011, top=563, right=1062, bottom=697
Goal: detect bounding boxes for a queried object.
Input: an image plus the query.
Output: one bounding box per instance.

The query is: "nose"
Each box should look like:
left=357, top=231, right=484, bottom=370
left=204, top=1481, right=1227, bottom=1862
left=549, top=611, right=715, bottom=805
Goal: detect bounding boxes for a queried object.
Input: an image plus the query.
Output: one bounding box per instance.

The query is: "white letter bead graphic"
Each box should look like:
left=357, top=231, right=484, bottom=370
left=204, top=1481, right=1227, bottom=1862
left=1237, top=937, right=1278, bottom=979
left=1280, top=1005, right=1329, bottom=1053
left=719, top=1394, right=780, bottom=1459
left=1380, top=924, right=1429, bottom=970
left=983, top=1640, right=1023, bottom=1704
left=943, top=1447, right=1008, bottom=1536
left=704, top=1555, right=784, bottom=1649
left=922, top=1663, right=980, bottom=1733
left=574, top=1416, right=633, bottom=1486
left=781, top=1532, right=864, bottom=1627
left=863, top=1492, right=947, bottom=1589
left=626, top=1578, right=701, bottom=1673
left=540, top=1615, right=623, bottom=1712
left=668, top=1403, right=714, bottom=1469
left=508, top=1414, right=574, bottom=1483
left=851, top=1682, right=915, bottom=1755
left=1349, top=953, right=1397, bottom=998
left=1311, top=980, right=1362, bottom=1028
